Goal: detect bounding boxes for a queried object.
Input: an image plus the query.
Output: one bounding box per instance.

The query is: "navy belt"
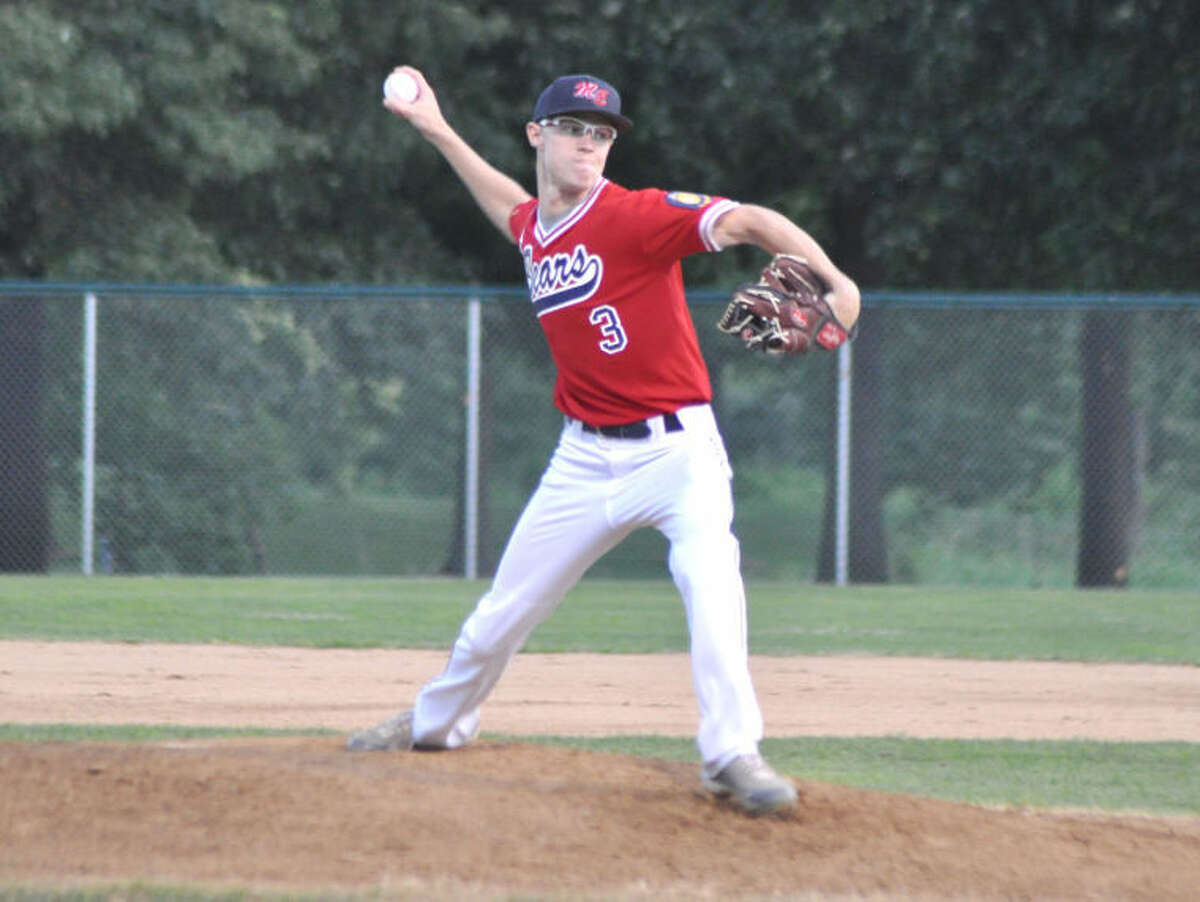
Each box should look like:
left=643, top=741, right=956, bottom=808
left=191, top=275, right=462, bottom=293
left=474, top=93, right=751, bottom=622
left=581, top=412, right=684, bottom=439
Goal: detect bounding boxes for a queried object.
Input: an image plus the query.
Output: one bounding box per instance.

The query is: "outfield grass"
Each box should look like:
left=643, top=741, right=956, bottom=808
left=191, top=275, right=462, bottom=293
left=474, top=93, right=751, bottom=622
left=2, top=575, right=1198, bottom=815
left=0, top=576, right=1197, bottom=662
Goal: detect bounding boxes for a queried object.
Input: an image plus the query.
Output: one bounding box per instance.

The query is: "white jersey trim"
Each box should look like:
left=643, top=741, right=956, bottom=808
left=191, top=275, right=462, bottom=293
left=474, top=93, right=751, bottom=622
left=699, top=199, right=740, bottom=252
left=534, top=178, right=609, bottom=246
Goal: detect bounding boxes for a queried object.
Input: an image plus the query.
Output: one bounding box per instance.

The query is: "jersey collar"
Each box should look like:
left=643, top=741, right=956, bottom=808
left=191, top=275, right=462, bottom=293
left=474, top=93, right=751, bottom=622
left=534, top=178, right=608, bottom=246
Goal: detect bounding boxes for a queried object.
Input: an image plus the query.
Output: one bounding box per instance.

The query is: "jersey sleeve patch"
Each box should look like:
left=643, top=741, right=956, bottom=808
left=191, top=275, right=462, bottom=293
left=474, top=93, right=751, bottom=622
left=665, top=191, right=713, bottom=210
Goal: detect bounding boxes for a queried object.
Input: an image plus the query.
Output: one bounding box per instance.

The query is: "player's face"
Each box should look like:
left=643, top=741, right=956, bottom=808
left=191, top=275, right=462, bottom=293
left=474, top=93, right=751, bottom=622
left=532, top=114, right=615, bottom=193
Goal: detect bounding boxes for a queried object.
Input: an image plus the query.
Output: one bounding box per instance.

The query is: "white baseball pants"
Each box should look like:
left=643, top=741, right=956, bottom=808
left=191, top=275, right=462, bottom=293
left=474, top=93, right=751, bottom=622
left=410, top=402, right=764, bottom=775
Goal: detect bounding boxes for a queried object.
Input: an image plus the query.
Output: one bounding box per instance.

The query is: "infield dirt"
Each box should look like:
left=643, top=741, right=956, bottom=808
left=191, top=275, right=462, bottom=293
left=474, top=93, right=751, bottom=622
left=2, top=641, right=1199, bottom=899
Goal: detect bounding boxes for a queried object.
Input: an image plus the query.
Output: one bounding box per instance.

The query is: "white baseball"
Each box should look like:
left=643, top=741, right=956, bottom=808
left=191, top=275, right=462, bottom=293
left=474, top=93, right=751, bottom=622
left=383, top=70, right=419, bottom=103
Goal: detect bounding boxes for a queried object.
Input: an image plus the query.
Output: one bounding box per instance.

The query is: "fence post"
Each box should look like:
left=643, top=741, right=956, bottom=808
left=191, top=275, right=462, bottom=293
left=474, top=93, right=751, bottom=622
left=835, top=340, right=852, bottom=587
left=463, top=297, right=482, bottom=580
left=81, top=292, right=98, bottom=575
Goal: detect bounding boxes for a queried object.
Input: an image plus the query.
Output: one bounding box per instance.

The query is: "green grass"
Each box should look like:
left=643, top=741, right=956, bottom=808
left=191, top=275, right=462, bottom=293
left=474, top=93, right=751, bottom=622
left=0, top=576, right=1197, bottom=662
left=2, top=576, right=1198, bottom=819
left=0, top=576, right=478, bottom=648
left=251, top=479, right=1200, bottom=587
left=519, top=735, right=1200, bottom=815
left=261, top=489, right=454, bottom=576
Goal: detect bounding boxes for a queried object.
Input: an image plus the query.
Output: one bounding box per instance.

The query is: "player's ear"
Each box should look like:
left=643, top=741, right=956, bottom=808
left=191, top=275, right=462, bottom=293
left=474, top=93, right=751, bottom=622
left=526, top=121, right=543, bottom=148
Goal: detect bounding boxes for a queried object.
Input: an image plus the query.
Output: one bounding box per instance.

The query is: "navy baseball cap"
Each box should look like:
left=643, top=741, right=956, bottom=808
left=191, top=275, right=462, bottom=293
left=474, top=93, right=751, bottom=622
left=532, top=74, right=633, bottom=132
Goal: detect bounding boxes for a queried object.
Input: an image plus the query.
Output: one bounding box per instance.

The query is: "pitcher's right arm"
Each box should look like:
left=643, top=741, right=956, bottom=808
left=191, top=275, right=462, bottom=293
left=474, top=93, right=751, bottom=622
left=384, top=67, right=532, bottom=242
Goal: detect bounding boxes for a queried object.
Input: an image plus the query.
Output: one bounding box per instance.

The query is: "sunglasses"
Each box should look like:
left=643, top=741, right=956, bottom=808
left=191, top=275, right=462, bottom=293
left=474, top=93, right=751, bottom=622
left=538, top=116, right=619, bottom=144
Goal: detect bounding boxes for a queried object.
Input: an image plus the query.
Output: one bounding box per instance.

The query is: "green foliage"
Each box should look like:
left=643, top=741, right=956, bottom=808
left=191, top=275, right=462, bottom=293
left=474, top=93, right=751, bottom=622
left=264, top=486, right=454, bottom=575
left=251, top=462, right=1198, bottom=587
left=88, top=297, right=301, bottom=573
left=22, top=288, right=1200, bottom=580
left=883, top=310, right=1082, bottom=504
left=0, top=1, right=449, bottom=283
left=4, top=2, right=1198, bottom=577
left=32, top=289, right=492, bottom=573
left=731, top=465, right=826, bottom=580
left=4, top=1, right=1197, bottom=288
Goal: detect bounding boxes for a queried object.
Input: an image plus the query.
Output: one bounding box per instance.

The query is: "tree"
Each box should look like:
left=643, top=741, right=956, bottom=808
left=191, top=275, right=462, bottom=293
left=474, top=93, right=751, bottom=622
left=0, top=298, right=50, bottom=571
left=794, top=0, right=1199, bottom=585
left=3, top=0, right=1196, bottom=578
left=1077, top=311, right=1136, bottom=586
left=0, top=2, right=462, bottom=571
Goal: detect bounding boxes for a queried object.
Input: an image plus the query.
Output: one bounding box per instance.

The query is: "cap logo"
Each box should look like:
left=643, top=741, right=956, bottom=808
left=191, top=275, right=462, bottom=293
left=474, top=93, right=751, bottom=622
left=572, top=80, right=610, bottom=108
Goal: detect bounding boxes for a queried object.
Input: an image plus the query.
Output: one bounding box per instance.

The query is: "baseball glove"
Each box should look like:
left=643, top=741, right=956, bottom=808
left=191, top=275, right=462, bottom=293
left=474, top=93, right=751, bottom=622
left=716, top=254, right=854, bottom=354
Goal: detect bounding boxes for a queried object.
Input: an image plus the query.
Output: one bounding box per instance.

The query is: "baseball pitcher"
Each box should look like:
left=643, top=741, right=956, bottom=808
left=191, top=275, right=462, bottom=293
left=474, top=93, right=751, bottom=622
left=348, top=68, right=861, bottom=816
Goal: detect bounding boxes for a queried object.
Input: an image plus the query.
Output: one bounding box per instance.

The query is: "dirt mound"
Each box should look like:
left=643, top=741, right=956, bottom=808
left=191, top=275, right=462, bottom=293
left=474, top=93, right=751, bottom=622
left=3, top=737, right=1198, bottom=900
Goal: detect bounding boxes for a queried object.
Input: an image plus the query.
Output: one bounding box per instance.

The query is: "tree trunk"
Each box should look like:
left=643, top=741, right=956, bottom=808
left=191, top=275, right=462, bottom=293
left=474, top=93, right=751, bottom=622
left=818, top=308, right=888, bottom=583
left=0, top=298, right=52, bottom=572
left=817, top=195, right=888, bottom=584
left=1076, top=310, right=1136, bottom=588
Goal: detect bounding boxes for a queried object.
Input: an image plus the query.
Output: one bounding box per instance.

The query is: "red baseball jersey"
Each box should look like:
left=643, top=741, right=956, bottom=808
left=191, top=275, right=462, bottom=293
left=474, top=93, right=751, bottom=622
left=508, top=178, right=739, bottom=425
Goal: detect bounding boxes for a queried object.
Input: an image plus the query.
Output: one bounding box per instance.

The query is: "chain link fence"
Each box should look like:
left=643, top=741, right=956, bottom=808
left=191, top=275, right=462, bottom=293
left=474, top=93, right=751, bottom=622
left=1, top=285, right=1197, bottom=587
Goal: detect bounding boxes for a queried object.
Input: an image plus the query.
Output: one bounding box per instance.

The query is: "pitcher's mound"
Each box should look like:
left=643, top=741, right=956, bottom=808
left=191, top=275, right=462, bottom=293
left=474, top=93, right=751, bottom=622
left=3, top=737, right=1198, bottom=899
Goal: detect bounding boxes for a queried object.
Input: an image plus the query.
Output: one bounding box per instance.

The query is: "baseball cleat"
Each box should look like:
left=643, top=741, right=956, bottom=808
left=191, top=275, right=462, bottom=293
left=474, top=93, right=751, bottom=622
left=702, top=754, right=799, bottom=815
left=346, top=709, right=414, bottom=752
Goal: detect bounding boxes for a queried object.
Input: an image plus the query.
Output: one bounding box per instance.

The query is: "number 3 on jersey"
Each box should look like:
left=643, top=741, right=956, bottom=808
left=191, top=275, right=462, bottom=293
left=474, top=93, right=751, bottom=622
left=589, top=305, right=628, bottom=354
